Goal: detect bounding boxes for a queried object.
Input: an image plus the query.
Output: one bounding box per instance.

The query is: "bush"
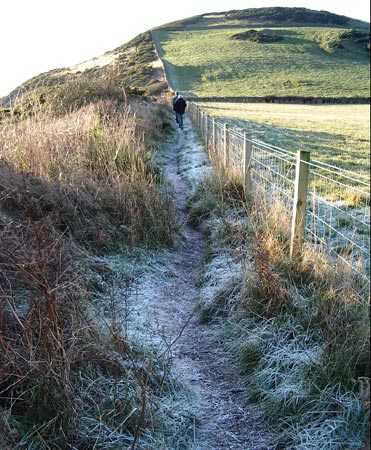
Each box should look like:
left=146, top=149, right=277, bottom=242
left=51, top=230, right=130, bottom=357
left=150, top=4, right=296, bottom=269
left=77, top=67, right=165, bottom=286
left=231, top=29, right=284, bottom=43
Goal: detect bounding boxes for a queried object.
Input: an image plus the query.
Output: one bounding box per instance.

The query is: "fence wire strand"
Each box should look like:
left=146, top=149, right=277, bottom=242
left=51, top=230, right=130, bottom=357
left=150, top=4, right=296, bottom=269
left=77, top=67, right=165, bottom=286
left=188, top=103, right=370, bottom=292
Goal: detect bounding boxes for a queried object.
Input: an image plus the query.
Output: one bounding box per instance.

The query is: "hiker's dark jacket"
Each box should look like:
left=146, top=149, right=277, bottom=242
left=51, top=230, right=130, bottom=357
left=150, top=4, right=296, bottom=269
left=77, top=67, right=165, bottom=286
left=173, top=96, right=187, bottom=114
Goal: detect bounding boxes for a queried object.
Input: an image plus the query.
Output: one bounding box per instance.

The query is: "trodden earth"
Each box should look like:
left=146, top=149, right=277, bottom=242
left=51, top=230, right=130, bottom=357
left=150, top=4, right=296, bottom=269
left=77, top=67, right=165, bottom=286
left=116, top=114, right=272, bottom=449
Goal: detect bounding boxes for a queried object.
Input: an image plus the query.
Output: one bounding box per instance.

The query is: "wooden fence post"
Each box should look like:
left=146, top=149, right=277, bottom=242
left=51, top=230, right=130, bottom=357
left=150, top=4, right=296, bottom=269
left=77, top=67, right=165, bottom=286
left=223, top=123, right=230, bottom=168
left=243, top=132, right=253, bottom=195
left=204, top=113, right=208, bottom=147
left=212, top=118, right=216, bottom=151
left=290, top=150, right=311, bottom=259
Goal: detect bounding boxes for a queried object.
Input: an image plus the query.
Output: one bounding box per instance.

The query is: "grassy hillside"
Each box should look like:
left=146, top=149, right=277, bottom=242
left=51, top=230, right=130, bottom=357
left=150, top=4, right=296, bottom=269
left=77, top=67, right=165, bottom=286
left=198, top=102, right=370, bottom=174
left=1, top=31, right=168, bottom=109
left=153, top=8, right=370, bottom=99
left=161, top=7, right=368, bottom=30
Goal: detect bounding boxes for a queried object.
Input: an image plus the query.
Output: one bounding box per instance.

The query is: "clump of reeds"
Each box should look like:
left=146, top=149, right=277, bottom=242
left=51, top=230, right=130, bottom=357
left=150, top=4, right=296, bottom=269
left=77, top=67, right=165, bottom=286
left=0, top=216, right=79, bottom=443
left=186, top=171, right=246, bottom=228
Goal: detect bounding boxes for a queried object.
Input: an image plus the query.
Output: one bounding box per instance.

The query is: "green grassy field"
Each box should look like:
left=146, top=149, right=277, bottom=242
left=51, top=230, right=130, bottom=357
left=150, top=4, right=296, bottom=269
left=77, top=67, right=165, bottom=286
left=153, top=27, right=370, bottom=98
left=197, top=102, right=370, bottom=174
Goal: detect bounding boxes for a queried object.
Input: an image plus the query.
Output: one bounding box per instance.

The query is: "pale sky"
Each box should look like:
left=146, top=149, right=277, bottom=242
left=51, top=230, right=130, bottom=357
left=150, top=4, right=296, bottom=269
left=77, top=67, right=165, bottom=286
left=1, top=0, right=370, bottom=98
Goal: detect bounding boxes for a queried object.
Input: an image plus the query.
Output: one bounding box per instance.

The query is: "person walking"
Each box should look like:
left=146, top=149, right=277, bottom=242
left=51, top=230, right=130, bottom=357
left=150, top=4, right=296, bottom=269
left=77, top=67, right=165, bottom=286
left=172, top=91, right=179, bottom=124
left=173, top=93, right=187, bottom=130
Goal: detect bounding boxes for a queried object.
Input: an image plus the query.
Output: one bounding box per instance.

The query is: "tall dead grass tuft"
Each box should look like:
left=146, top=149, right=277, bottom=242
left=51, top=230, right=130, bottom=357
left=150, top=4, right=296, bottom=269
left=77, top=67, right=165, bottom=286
left=297, top=247, right=370, bottom=385
left=250, top=184, right=292, bottom=248
left=248, top=237, right=292, bottom=318
left=0, top=98, right=177, bottom=251
left=187, top=171, right=246, bottom=228
left=0, top=216, right=81, bottom=442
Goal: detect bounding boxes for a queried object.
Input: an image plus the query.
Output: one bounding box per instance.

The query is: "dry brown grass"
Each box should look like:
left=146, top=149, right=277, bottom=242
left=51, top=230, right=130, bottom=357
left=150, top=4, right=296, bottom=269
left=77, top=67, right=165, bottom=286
left=243, top=190, right=370, bottom=386
left=0, top=216, right=175, bottom=447
left=0, top=80, right=182, bottom=447
left=0, top=217, right=81, bottom=442
left=0, top=97, right=177, bottom=251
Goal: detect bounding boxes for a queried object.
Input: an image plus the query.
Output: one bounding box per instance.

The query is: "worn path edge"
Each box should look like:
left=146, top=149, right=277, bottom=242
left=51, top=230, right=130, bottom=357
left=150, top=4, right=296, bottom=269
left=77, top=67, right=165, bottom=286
left=126, top=115, right=270, bottom=449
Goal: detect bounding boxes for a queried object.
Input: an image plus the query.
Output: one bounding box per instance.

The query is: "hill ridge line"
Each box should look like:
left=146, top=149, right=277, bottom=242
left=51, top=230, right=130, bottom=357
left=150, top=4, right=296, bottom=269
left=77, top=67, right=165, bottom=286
left=187, top=95, right=371, bottom=104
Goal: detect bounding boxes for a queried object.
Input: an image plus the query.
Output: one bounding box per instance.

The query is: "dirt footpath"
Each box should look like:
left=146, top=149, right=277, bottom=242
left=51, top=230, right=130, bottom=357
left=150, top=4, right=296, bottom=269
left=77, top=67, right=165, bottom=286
left=126, top=116, right=270, bottom=449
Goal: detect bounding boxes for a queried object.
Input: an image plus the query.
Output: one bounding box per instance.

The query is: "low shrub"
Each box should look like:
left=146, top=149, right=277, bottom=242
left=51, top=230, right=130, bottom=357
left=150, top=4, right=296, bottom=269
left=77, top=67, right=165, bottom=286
left=231, top=29, right=284, bottom=43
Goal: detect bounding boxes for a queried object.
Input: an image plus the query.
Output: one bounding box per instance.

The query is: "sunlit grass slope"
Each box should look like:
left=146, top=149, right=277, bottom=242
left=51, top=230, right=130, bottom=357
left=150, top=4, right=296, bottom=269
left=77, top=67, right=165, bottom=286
left=1, top=31, right=168, bottom=109
left=198, top=102, right=370, bottom=174
left=153, top=26, right=370, bottom=98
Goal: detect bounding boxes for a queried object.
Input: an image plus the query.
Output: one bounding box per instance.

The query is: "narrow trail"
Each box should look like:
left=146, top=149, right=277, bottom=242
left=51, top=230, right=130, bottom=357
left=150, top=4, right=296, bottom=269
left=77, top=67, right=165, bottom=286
left=127, top=116, right=270, bottom=449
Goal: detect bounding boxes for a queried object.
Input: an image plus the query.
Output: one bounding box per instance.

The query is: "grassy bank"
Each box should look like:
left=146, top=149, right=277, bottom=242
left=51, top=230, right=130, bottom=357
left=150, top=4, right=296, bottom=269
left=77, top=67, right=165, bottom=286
left=0, top=81, right=177, bottom=252
left=0, top=77, right=191, bottom=448
left=187, top=154, right=370, bottom=448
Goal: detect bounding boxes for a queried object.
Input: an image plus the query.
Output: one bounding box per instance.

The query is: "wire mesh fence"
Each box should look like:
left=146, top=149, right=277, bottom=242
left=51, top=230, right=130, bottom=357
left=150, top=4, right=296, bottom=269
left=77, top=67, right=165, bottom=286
left=188, top=102, right=370, bottom=296
left=306, top=160, right=370, bottom=287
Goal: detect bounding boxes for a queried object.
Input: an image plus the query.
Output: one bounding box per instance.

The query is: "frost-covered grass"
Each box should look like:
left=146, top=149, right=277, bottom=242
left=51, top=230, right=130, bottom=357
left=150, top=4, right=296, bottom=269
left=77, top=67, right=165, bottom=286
left=225, top=320, right=369, bottom=449
left=187, top=139, right=370, bottom=448
left=177, top=119, right=213, bottom=191
left=61, top=246, right=198, bottom=450
left=198, top=252, right=244, bottom=323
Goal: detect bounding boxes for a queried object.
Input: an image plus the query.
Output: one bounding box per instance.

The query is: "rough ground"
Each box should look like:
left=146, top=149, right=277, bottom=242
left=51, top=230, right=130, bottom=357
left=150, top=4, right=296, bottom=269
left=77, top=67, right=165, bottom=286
left=126, top=115, right=271, bottom=449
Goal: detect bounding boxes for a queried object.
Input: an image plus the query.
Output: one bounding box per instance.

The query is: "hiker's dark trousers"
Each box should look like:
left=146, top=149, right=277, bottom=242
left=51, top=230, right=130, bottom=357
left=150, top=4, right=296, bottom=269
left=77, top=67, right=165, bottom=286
left=176, top=112, right=184, bottom=129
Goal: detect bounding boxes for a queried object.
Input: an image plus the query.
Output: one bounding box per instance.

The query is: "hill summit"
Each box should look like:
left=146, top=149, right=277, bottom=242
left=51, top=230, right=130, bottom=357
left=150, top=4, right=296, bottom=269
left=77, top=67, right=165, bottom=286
left=152, top=6, right=370, bottom=100
left=1, top=6, right=370, bottom=109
